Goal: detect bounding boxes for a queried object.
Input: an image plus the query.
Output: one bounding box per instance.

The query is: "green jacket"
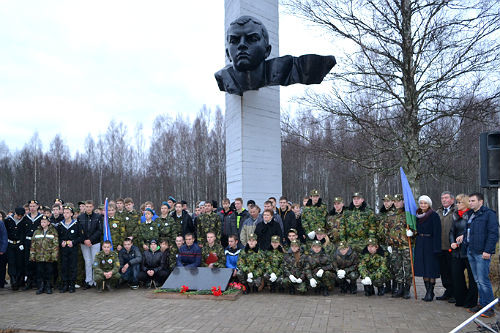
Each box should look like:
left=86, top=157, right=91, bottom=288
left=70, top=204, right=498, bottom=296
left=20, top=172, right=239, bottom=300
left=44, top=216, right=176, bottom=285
left=123, top=210, right=140, bottom=239
left=358, top=251, right=390, bottom=281
left=29, top=225, right=59, bottom=262
left=282, top=248, right=308, bottom=280
left=135, top=221, right=160, bottom=248
left=109, top=215, right=125, bottom=246
left=201, top=243, right=226, bottom=268
left=237, top=247, right=265, bottom=276
left=93, top=250, right=120, bottom=276
left=196, top=212, right=222, bottom=245
left=301, top=200, right=328, bottom=233
left=304, top=248, right=333, bottom=279
left=158, top=215, right=181, bottom=243
left=381, top=208, right=414, bottom=247
left=264, top=247, right=285, bottom=276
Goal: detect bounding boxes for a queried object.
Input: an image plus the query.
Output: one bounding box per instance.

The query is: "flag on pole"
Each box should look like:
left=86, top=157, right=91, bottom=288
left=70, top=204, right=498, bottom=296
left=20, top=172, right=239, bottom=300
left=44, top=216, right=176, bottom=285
left=103, top=197, right=113, bottom=250
left=400, top=167, right=417, bottom=230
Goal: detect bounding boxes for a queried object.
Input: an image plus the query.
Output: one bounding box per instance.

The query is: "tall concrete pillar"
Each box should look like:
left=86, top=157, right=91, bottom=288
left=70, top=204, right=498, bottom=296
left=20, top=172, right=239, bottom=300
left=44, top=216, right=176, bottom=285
left=224, top=0, right=282, bottom=206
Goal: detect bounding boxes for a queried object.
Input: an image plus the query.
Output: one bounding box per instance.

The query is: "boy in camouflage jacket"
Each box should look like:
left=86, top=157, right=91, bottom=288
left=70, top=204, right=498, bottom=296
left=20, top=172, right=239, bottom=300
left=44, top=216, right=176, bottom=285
left=158, top=202, right=180, bottom=244
left=201, top=232, right=226, bottom=268
left=305, top=240, right=335, bottom=296
left=301, top=190, right=328, bottom=236
left=135, top=208, right=160, bottom=251
left=359, top=238, right=391, bottom=297
left=263, top=235, right=285, bottom=292
left=30, top=216, right=59, bottom=294
left=236, top=233, right=265, bottom=293
left=332, top=241, right=359, bottom=294
left=93, top=240, right=121, bottom=292
left=108, top=204, right=125, bottom=252
left=282, top=240, right=308, bottom=294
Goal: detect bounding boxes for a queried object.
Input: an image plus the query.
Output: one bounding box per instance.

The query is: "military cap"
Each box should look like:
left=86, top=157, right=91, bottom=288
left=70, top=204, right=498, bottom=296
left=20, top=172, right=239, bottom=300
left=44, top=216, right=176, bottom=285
left=63, top=205, right=74, bottom=213
left=161, top=201, right=171, bottom=209
left=77, top=201, right=85, bottom=206
left=28, top=199, right=39, bottom=205
left=393, top=194, right=404, bottom=201
left=168, top=196, right=177, bottom=203
left=333, top=197, right=343, bottom=203
left=311, top=240, right=322, bottom=247
left=198, top=201, right=206, bottom=207
left=145, top=208, right=154, bottom=215
left=338, top=240, right=349, bottom=249
left=40, top=215, right=49, bottom=222
left=315, top=227, right=326, bottom=234
left=290, top=240, right=300, bottom=247
left=352, top=192, right=363, bottom=198
left=382, top=194, right=393, bottom=201
left=271, top=235, right=280, bottom=243
left=288, top=228, right=298, bottom=234
left=248, top=233, right=257, bottom=241
left=367, top=238, right=378, bottom=246
left=55, top=198, right=64, bottom=205
left=150, top=239, right=158, bottom=244
left=310, top=189, right=320, bottom=196
left=14, top=207, right=26, bottom=216
left=98, top=204, right=105, bottom=210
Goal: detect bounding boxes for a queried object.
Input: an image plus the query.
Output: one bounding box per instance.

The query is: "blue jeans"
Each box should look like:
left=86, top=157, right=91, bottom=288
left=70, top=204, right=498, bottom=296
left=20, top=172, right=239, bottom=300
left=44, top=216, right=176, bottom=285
left=467, top=250, right=494, bottom=307
left=120, top=263, right=139, bottom=285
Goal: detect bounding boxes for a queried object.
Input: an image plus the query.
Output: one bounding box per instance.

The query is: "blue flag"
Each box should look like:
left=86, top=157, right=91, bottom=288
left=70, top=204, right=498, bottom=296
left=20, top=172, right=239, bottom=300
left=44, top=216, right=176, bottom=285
left=103, top=198, right=113, bottom=250
left=400, top=167, right=417, bottom=230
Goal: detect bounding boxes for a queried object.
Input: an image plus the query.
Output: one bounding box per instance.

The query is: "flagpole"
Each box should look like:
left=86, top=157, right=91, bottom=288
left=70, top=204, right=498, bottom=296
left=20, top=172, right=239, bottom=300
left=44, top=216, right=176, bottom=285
left=407, top=231, right=417, bottom=300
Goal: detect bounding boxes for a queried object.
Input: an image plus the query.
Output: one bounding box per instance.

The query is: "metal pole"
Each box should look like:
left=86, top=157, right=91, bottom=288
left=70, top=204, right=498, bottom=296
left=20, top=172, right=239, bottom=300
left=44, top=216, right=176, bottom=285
left=449, top=298, right=499, bottom=333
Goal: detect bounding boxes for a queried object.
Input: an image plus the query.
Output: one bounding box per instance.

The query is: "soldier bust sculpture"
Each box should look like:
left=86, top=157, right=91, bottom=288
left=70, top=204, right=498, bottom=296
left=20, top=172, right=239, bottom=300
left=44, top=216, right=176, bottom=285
left=215, top=15, right=336, bottom=96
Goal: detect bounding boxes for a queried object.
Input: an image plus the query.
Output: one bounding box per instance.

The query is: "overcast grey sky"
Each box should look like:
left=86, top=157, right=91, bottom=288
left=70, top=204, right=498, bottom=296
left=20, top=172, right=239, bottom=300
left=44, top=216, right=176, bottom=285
left=0, top=1, right=338, bottom=154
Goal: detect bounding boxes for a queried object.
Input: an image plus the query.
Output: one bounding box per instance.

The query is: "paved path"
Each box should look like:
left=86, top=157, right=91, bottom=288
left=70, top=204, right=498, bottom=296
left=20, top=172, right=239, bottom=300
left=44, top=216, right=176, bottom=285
left=0, top=280, right=498, bottom=333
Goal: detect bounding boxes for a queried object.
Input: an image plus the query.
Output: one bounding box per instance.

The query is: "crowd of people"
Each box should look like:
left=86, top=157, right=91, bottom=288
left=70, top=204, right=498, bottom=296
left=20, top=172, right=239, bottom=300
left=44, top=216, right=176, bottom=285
left=0, top=190, right=497, bottom=317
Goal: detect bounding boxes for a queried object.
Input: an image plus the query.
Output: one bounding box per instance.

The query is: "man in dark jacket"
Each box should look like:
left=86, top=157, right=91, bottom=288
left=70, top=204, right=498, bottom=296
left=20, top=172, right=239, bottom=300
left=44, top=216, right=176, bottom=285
left=0, top=215, right=7, bottom=288
left=176, top=233, right=201, bottom=267
left=171, top=202, right=194, bottom=237
left=119, top=238, right=142, bottom=289
left=255, top=209, right=282, bottom=251
left=458, top=192, right=499, bottom=317
left=4, top=207, right=29, bottom=290
left=137, top=239, right=167, bottom=288
left=77, top=200, right=103, bottom=289
left=24, top=200, right=43, bottom=290
left=219, top=198, right=236, bottom=248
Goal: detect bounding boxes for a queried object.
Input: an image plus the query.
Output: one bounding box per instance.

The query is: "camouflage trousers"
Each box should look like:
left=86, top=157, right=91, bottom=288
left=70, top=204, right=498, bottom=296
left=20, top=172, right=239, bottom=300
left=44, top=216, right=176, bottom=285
left=236, top=271, right=263, bottom=288
left=335, top=270, right=359, bottom=283
left=370, top=278, right=385, bottom=288
left=309, top=271, right=335, bottom=289
left=389, top=247, right=412, bottom=285
left=282, top=276, right=307, bottom=293
left=94, top=271, right=121, bottom=284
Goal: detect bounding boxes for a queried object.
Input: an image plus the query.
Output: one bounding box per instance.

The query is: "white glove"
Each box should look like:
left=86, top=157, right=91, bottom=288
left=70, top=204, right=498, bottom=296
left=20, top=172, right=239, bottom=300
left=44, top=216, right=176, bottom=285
left=387, top=246, right=392, bottom=254
left=406, top=229, right=414, bottom=237
left=296, top=278, right=303, bottom=284
left=289, top=275, right=297, bottom=283
left=307, top=231, right=316, bottom=240
left=247, top=272, right=253, bottom=279
left=247, top=277, right=253, bottom=283
left=310, top=278, right=317, bottom=288
left=361, top=277, right=372, bottom=285
left=337, top=270, right=346, bottom=279
left=270, top=273, right=277, bottom=282
left=316, top=269, right=324, bottom=277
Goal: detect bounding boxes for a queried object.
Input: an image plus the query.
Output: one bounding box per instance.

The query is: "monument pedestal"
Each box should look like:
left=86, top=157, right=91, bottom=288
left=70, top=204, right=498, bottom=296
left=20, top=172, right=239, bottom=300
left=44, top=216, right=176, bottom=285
left=224, top=0, right=282, bottom=206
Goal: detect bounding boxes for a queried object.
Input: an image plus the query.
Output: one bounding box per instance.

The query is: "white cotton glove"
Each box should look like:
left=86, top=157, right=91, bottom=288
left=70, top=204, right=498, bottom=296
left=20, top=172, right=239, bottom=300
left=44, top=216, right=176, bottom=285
left=316, top=269, right=324, bottom=278
left=270, top=273, right=277, bottom=282
left=307, top=231, right=316, bottom=240
left=247, top=272, right=253, bottom=279
left=289, top=275, right=297, bottom=283
left=387, top=246, right=393, bottom=254
left=247, top=277, right=253, bottom=283
left=361, top=277, right=372, bottom=285
left=310, top=278, right=317, bottom=288
left=406, top=229, right=414, bottom=237
left=337, top=270, right=346, bottom=279
left=296, top=278, right=303, bottom=284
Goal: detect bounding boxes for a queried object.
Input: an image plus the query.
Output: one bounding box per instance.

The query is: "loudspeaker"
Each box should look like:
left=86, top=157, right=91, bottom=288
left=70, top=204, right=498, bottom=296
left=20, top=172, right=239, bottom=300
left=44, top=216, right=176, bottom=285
left=480, top=131, right=500, bottom=188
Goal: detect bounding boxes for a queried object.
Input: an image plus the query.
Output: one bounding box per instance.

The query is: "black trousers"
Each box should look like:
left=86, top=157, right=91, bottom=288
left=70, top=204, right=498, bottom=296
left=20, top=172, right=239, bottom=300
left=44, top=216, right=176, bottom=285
left=7, top=244, right=25, bottom=285
left=24, top=240, right=36, bottom=282
left=138, top=270, right=168, bottom=285
left=0, top=251, right=7, bottom=287
left=451, top=256, right=478, bottom=307
left=60, top=246, right=78, bottom=282
left=36, top=262, right=54, bottom=283
left=438, top=250, right=453, bottom=296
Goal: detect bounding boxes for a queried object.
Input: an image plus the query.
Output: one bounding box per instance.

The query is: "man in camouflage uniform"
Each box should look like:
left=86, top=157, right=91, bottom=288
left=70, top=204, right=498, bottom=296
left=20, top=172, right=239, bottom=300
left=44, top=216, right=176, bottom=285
left=201, top=231, right=226, bottom=268
left=108, top=204, right=125, bottom=252
left=340, top=192, right=377, bottom=254
left=114, top=198, right=126, bottom=220
left=302, top=189, right=328, bottom=238
left=237, top=233, right=265, bottom=293
left=326, top=197, right=345, bottom=246
left=333, top=241, right=360, bottom=294
left=282, top=240, right=308, bottom=294
left=381, top=194, right=414, bottom=299
left=359, top=238, right=390, bottom=296
left=135, top=208, right=160, bottom=251
left=158, top=202, right=180, bottom=244
left=93, top=240, right=121, bottom=292
left=30, top=216, right=59, bottom=294
left=313, top=227, right=335, bottom=256
left=305, top=240, right=335, bottom=296
left=196, top=201, right=222, bottom=246
left=123, top=197, right=140, bottom=242
left=263, top=235, right=285, bottom=292
left=168, top=235, right=184, bottom=271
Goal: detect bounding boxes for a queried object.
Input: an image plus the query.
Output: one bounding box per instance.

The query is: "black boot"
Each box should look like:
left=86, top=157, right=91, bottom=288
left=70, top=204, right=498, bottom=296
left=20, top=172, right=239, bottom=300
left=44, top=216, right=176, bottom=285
left=423, top=282, right=434, bottom=302
left=402, top=284, right=411, bottom=299
left=36, top=281, right=45, bottom=295
left=10, top=276, right=18, bottom=291
left=69, top=281, right=75, bottom=293
left=392, top=283, right=403, bottom=298
left=289, top=286, right=295, bottom=295
left=340, top=280, right=348, bottom=293
left=349, top=280, right=357, bottom=294
left=384, top=280, right=391, bottom=294
left=270, top=283, right=276, bottom=293
left=422, top=281, right=430, bottom=300
left=60, top=281, right=69, bottom=293
left=322, top=287, right=329, bottom=296
left=391, top=279, right=397, bottom=295
left=46, top=282, right=53, bottom=294
left=23, top=279, right=33, bottom=291
left=377, top=286, right=385, bottom=296
left=364, top=285, right=372, bottom=296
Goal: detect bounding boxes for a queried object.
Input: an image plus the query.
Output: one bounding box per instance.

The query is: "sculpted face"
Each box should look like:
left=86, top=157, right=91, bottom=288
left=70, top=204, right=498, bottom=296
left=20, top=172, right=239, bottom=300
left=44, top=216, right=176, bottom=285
left=226, top=19, right=271, bottom=72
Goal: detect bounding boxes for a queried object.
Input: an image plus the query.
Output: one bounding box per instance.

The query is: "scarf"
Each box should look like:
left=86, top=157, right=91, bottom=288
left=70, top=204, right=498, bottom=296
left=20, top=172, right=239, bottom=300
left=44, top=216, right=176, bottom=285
left=458, top=209, right=469, bottom=218
left=416, top=209, right=433, bottom=223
